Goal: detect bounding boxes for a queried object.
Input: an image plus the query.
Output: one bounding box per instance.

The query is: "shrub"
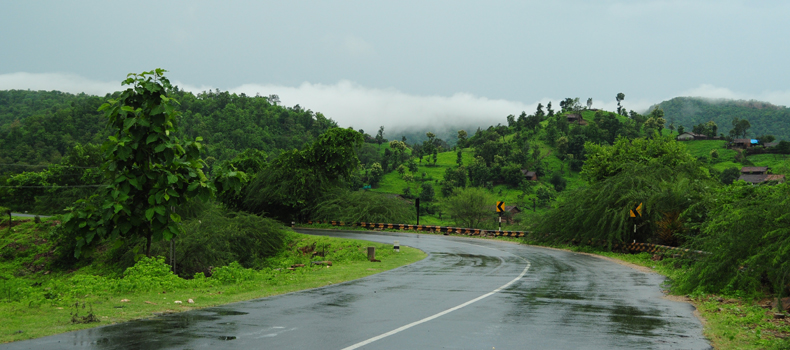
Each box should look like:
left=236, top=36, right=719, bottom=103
left=112, top=203, right=287, bottom=278
left=312, top=189, right=415, bottom=224
left=118, top=256, right=185, bottom=292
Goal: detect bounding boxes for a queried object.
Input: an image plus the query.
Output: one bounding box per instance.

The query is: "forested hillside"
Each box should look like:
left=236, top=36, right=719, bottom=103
left=654, top=97, right=790, bottom=140
left=0, top=89, right=338, bottom=166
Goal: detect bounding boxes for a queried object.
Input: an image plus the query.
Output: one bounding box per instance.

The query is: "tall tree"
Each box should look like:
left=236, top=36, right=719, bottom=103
left=375, top=126, right=385, bottom=145
left=63, top=69, right=214, bottom=257
left=729, top=117, right=752, bottom=139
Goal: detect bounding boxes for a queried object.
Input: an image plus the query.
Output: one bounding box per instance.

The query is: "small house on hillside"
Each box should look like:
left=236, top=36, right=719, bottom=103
left=566, top=114, right=588, bottom=125
left=738, top=166, right=785, bottom=184
left=741, top=167, right=769, bottom=174
left=765, top=141, right=780, bottom=148
left=520, top=169, right=538, bottom=181
left=676, top=132, right=707, bottom=141
left=492, top=205, right=521, bottom=224
left=732, top=139, right=758, bottom=149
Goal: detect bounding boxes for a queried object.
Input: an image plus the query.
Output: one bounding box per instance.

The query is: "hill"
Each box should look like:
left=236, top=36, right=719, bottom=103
left=653, top=97, right=790, bottom=140
left=0, top=89, right=338, bottom=167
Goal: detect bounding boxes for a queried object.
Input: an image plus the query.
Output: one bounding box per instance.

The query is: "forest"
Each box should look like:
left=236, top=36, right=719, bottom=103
left=655, top=96, right=790, bottom=140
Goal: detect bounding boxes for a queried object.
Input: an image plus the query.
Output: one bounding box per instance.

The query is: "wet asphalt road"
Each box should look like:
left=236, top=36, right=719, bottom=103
left=4, top=229, right=710, bottom=349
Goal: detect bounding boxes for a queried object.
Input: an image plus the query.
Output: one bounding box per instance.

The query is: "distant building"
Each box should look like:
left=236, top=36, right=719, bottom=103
left=492, top=205, right=522, bottom=224
left=732, top=139, right=758, bottom=149
left=676, top=132, right=707, bottom=141
left=738, top=166, right=785, bottom=184
left=565, top=114, right=588, bottom=125
left=520, top=169, right=538, bottom=181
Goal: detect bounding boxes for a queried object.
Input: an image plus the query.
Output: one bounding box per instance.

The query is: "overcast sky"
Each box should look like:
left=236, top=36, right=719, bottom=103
left=2, top=1, right=789, bottom=133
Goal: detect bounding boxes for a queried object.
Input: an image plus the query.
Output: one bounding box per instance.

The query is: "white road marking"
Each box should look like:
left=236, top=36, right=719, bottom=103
left=340, top=242, right=531, bottom=350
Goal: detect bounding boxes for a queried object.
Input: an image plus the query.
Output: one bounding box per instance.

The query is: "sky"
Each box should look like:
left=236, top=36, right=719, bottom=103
left=1, top=0, right=789, bottom=134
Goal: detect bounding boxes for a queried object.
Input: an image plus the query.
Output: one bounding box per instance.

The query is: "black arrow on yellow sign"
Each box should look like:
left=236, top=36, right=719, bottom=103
left=629, top=202, right=643, bottom=217
left=496, top=201, right=505, bottom=213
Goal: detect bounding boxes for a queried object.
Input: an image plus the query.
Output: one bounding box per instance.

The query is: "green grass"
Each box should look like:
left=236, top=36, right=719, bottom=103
left=371, top=148, right=475, bottom=197
left=0, top=219, right=426, bottom=343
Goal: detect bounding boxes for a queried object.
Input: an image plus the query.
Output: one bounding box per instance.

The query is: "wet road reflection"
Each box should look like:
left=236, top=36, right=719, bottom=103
left=2, top=230, right=710, bottom=349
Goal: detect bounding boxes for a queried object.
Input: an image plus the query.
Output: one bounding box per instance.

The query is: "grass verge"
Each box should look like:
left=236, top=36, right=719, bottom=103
left=0, top=221, right=426, bottom=343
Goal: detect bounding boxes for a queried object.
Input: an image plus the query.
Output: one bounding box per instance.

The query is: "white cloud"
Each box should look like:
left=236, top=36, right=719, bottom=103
left=0, top=72, right=120, bottom=96
left=229, top=80, right=538, bottom=132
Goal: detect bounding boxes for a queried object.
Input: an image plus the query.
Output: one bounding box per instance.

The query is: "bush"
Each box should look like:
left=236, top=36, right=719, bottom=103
left=444, top=187, right=493, bottom=228
left=118, top=256, right=186, bottom=292
left=420, top=183, right=435, bottom=202
left=534, top=162, right=713, bottom=247
left=111, top=203, right=288, bottom=278
left=549, top=173, right=567, bottom=192
left=312, top=189, right=415, bottom=224
left=674, top=183, right=790, bottom=298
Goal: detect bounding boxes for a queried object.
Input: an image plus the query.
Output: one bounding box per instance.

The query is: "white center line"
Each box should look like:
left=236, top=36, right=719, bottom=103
left=340, top=244, right=531, bottom=350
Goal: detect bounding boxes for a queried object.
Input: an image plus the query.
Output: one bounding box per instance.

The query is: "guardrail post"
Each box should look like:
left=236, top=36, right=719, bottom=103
left=367, top=247, right=376, bottom=261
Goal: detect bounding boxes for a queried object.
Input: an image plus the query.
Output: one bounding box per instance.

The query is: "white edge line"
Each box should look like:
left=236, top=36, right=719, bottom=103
left=340, top=257, right=531, bottom=350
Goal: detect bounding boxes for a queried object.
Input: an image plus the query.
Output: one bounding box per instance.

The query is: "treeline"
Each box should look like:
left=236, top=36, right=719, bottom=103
left=0, top=89, right=338, bottom=167
left=656, top=97, right=790, bottom=140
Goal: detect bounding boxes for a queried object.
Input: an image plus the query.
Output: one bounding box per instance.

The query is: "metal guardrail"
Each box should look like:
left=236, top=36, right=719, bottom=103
left=306, top=220, right=526, bottom=237
left=305, top=220, right=707, bottom=256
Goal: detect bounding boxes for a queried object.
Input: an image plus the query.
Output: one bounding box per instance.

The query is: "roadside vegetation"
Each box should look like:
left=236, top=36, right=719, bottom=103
left=0, top=216, right=424, bottom=343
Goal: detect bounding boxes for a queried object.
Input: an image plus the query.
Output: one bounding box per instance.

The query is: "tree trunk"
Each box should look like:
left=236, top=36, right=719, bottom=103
left=145, top=231, right=152, bottom=257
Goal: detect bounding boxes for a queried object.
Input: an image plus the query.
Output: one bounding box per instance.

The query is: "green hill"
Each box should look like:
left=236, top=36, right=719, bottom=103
left=653, top=97, right=790, bottom=140
left=0, top=89, right=338, bottom=167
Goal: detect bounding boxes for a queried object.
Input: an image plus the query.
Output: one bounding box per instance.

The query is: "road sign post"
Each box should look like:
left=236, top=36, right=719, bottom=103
left=496, top=201, right=504, bottom=232
left=415, top=198, right=420, bottom=226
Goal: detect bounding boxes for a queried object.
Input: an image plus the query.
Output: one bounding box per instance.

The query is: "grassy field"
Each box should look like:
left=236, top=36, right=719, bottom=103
left=0, top=218, right=426, bottom=343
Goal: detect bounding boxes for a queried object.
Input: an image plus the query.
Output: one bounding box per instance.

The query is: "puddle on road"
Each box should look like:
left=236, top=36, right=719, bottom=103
left=92, top=308, right=247, bottom=349
left=421, top=253, right=502, bottom=274
left=608, top=305, right=667, bottom=336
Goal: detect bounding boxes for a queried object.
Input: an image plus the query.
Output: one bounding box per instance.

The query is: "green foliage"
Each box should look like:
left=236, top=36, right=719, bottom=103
left=118, top=256, right=186, bottom=292
left=720, top=167, right=741, bottom=185
left=535, top=164, right=711, bottom=246
left=312, top=189, right=415, bottom=224
left=0, top=89, right=337, bottom=169
left=63, top=69, right=214, bottom=258
left=657, top=97, right=790, bottom=141
left=420, top=182, right=435, bottom=202
left=0, top=143, right=105, bottom=214
left=213, top=149, right=265, bottom=210
left=110, top=205, right=288, bottom=278
left=548, top=172, right=567, bottom=192
left=582, top=133, right=697, bottom=183
left=674, top=183, right=790, bottom=298
left=729, top=117, right=752, bottom=139
left=243, top=128, right=364, bottom=220
left=443, top=187, right=494, bottom=228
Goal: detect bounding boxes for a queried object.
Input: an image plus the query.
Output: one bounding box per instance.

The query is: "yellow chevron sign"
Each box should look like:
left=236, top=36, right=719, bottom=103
left=629, top=202, right=643, bottom=217
left=496, top=201, right=505, bottom=213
